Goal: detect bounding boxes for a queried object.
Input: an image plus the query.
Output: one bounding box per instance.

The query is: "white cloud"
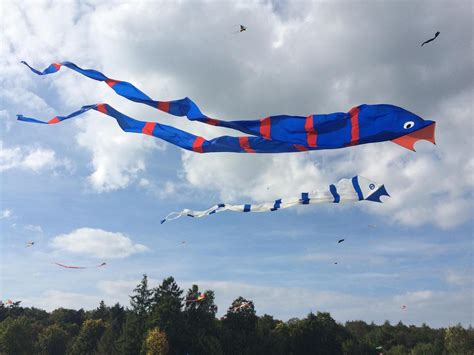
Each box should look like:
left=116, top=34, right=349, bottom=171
left=0, top=209, right=12, bottom=220
left=24, top=224, right=43, bottom=233
left=0, top=140, right=72, bottom=173
left=50, top=227, right=149, bottom=259
left=74, top=103, right=167, bottom=192
left=25, top=290, right=103, bottom=312
left=444, top=270, right=473, bottom=287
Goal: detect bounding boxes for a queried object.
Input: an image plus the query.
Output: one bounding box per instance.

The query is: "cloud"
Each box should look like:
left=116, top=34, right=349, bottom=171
left=0, top=209, right=13, bottom=220
left=444, top=270, right=473, bottom=287
left=75, top=113, right=166, bottom=192
left=25, top=290, right=103, bottom=312
left=50, top=227, right=149, bottom=259
left=24, top=224, right=43, bottom=233
left=0, top=140, right=72, bottom=173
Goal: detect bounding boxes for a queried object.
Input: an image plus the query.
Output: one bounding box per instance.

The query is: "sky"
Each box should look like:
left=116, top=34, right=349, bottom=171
left=0, top=0, right=473, bottom=328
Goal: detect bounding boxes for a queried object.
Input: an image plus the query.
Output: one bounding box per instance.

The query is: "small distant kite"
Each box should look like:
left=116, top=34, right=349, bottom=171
left=231, top=301, right=251, bottom=312
left=161, top=176, right=389, bottom=223
left=401, top=305, right=407, bottom=310
left=53, top=262, right=106, bottom=269
left=2, top=299, right=20, bottom=307
left=368, top=224, right=377, bottom=229
left=25, top=241, right=35, bottom=247
left=421, top=31, right=440, bottom=46
left=337, top=239, right=345, bottom=244
left=186, top=293, right=206, bottom=303
left=232, top=24, right=247, bottom=34
left=18, top=61, right=436, bottom=154
left=334, top=262, right=338, bottom=265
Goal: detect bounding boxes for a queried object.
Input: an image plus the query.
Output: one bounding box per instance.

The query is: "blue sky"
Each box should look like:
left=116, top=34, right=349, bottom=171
left=1, top=0, right=472, bottom=328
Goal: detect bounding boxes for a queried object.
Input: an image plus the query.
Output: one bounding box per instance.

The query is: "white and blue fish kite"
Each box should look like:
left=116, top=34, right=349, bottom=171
left=161, top=176, right=389, bottom=223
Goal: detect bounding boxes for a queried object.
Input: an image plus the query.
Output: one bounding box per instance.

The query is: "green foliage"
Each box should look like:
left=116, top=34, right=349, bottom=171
left=142, top=327, right=169, bottom=355
left=37, top=324, right=70, bottom=355
left=95, top=303, right=125, bottom=355
left=387, top=344, right=408, bottom=355
left=68, top=319, right=107, bottom=355
left=410, top=342, right=438, bottom=355
left=118, top=274, right=153, bottom=354
left=118, top=312, right=143, bottom=355
left=149, top=276, right=185, bottom=354
left=444, top=324, right=472, bottom=355
left=0, top=276, right=471, bottom=355
left=0, top=316, right=38, bottom=355
left=182, top=285, right=221, bottom=354
left=221, top=297, right=258, bottom=354
left=131, top=274, right=153, bottom=316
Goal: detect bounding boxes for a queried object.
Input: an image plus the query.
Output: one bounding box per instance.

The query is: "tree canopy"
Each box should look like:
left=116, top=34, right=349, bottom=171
left=1, top=275, right=472, bottom=355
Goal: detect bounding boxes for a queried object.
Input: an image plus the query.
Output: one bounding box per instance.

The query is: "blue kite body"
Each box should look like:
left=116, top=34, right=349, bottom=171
left=18, top=61, right=436, bottom=153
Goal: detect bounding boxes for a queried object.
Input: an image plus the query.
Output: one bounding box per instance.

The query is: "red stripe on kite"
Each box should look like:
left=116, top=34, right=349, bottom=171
left=293, top=144, right=308, bottom=151
left=105, top=79, right=120, bottom=87
left=206, top=118, right=220, bottom=126
left=192, top=136, right=205, bottom=153
left=52, top=63, right=61, bottom=71
left=349, top=107, right=360, bottom=146
left=157, top=101, right=170, bottom=112
left=239, top=137, right=255, bottom=153
left=142, top=122, right=156, bottom=136
left=96, top=104, right=108, bottom=114
left=305, top=115, right=317, bottom=147
left=260, top=117, right=271, bottom=139
left=48, top=117, right=60, bottom=124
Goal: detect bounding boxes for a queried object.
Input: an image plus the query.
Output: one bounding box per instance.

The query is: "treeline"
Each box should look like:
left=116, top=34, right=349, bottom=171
left=1, top=275, right=472, bottom=355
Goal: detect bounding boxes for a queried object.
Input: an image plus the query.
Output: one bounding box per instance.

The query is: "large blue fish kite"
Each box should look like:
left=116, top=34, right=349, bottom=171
left=18, top=61, right=436, bottom=153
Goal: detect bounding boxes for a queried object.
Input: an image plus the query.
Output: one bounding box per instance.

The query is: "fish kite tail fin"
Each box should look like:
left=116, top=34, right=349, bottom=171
left=21, top=60, right=153, bottom=102
left=365, top=184, right=390, bottom=203
left=21, top=61, right=62, bottom=75
left=17, top=105, right=98, bottom=125
left=17, top=115, right=49, bottom=124
left=17, top=104, right=147, bottom=134
left=161, top=211, right=187, bottom=224
left=353, top=176, right=390, bottom=203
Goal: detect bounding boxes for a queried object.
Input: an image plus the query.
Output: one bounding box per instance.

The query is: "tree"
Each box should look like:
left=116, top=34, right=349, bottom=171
left=183, top=285, right=221, bottom=354
left=0, top=316, right=37, bottom=355
left=50, top=308, right=84, bottom=338
left=119, top=275, right=153, bottom=354
left=221, top=297, right=258, bottom=354
left=142, top=327, right=169, bottom=355
left=386, top=344, right=408, bottom=355
left=149, top=277, right=185, bottom=354
left=37, top=324, right=70, bottom=355
left=96, top=303, right=125, bottom=355
left=256, top=314, right=286, bottom=354
left=131, top=274, right=153, bottom=317
left=445, top=324, right=471, bottom=354
left=410, top=342, right=437, bottom=355
left=89, top=301, right=109, bottom=321
left=285, top=312, right=346, bottom=355
left=118, top=312, right=143, bottom=355
left=69, top=319, right=107, bottom=355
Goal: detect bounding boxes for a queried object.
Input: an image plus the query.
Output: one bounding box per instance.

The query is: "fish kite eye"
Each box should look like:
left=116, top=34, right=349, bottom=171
left=403, top=121, right=415, bottom=129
